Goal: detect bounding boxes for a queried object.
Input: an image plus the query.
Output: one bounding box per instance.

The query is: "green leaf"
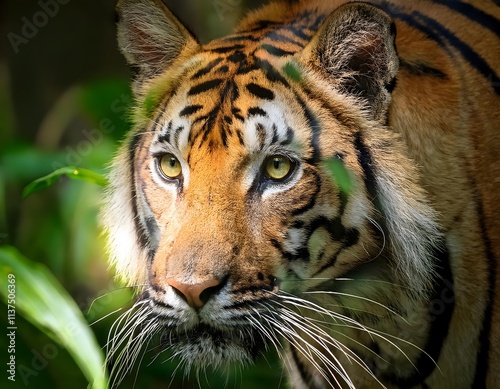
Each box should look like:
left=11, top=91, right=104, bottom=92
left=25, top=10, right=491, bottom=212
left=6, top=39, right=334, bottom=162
left=282, top=61, right=303, bottom=82
left=22, top=166, right=108, bottom=199
left=324, top=158, right=354, bottom=195
left=0, top=246, right=109, bottom=389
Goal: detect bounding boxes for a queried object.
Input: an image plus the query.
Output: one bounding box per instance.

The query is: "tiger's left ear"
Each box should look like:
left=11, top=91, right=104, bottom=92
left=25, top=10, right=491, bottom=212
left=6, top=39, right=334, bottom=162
left=302, top=2, right=399, bottom=121
left=116, top=0, right=201, bottom=94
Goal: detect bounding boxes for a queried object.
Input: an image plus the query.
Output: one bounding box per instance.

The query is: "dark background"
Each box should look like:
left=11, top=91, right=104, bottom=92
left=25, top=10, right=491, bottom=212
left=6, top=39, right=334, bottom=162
left=0, top=0, right=288, bottom=388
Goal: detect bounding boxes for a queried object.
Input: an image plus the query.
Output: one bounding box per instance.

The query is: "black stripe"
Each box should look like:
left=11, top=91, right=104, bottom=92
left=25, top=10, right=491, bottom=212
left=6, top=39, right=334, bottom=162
left=290, top=169, right=322, bottom=217
left=270, top=237, right=309, bottom=263
left=188, top=79, right=224, bottom=96
left=220, top=123, right=229, bottom=148
left=191, top=58, right=223, bottom=79
left=151, top=297, right=174, bottom=310
left=282, top=126, right=294, bottom=146
left=294, top=92, right=321, bottom=163
left=149, top=96, right=173, bottom=134
left=230, top=81, right=240, bottom=101
left=248, top=107, right=268, bottom=117
left=380, top=2, right=500, bottom=94
left=352, top=130, right=392, bottom=251
left=217, top=65, right=229, bottom=74
left=353, top=132, right=378, bottom=201
left=314, top=247, right=343, bottom=277
left=246, top=82, right=275, bottom=100
left=242, top=20, right=279, bottom=33
left=261, top=44, right=295, bottom=57
left=255, top=123, right=266, bottom=148
left=300, top=84, right=358, bottom=130
left=188, top=108, right=218, bottom=147
left=144, top=216, right=159, bottom=251
left=224, top=297, right=271, bottom=310
left=432, top=0, right=500, bottom=38
left=219, top=79, right=238, bottom=102
left=472, top=187, right=496, bottom=387
left=171, top=126, right=184, bottom=149
left=287, top=247, right=311, bottom=263
left=210, top=44, right=245, bottom=54
left=287, top=25, right=311, bottom=41
left=236, top=60, right=257, bottom=75
left=311, top=216, right=360, bottom=275
left=129, top=133, right=149, bottom=250
left=157, top=121, right=173, bottom=144
left=220, top=34, right=260, bottom=43
left=383, top=244, right=454, bottom=387
left=289, top=346, right=320, bottom=389
left=231, top=284, right=273, bottom=296
left=266, top=31, right=304, bottom=46
left=270, top=238, right=287, bottom=258
left=306, top=109, right=321, bottom=164
left=179, top=104, right=203, bottom=117
left=197, top=108, right=219, bottom=148
left=271, top=124, right=279, bottom=144
left=255, top=58, right=290, bottom=87
left=236, top=129, right=245, bottom=146
left=232, top=107, right=245, bottom=122
left=413, top=10, right=500, bottom=94
left=227, top=51, right=246, bottom=63
left=400, top=60, right=448, bottom=79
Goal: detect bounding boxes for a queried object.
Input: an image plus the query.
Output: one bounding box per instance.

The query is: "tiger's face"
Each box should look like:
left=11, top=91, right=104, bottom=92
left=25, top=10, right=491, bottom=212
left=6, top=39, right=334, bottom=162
left=131, top=53, right=384, bottom=367
left=105, top=0, right=442, bottom=386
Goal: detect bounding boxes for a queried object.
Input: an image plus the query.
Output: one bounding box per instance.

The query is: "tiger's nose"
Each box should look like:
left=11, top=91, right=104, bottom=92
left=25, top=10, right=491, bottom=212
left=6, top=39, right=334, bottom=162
left=167, top=278, right=225, bottom=310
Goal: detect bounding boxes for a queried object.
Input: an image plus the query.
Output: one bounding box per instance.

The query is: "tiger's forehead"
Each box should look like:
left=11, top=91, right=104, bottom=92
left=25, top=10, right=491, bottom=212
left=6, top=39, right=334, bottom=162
left=148, top=51, right=311, bottom=160
left=143, top=7, right=330, bottom=156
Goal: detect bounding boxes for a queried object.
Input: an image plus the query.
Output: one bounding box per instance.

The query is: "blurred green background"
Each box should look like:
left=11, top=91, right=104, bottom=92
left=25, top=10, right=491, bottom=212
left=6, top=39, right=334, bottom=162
left=0, top=0, right=286, bottom=388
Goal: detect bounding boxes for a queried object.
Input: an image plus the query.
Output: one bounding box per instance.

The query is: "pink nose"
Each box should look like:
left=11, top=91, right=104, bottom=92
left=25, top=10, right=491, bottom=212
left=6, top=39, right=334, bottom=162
left=167, top=278, right=224, bottom=310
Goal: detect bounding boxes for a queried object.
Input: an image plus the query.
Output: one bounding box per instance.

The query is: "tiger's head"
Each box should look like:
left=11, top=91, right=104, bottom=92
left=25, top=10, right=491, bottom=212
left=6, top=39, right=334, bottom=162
left=103, top=0, right=441, bottom=386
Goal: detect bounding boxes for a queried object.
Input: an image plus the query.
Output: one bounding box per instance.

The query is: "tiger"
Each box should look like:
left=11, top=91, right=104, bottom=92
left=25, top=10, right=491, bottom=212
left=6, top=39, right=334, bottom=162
left=102, top=0, right=500, bottom=387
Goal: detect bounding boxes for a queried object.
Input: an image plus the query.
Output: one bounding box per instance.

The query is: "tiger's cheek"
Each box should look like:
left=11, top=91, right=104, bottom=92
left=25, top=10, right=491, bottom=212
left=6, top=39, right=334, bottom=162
left=133, top=132, right=181, bottom=274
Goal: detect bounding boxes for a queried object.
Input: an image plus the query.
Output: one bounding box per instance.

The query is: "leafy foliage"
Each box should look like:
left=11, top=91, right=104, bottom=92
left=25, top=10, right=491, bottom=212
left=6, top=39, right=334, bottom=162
left=0, top=246, right=108, bottom=389
left=22, top=167, right=108, bottom=199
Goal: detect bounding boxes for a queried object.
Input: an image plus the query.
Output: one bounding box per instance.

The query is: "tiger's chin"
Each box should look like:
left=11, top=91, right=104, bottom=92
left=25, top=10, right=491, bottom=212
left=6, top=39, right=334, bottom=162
left=159, top=323, right=266, bottom=370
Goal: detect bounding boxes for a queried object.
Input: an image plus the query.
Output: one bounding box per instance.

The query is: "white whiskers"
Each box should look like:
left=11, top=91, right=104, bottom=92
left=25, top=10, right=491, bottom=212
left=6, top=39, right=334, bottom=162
left=105, top=283, right=433, bottom=389
left=105, top=299, right=159, bottom=388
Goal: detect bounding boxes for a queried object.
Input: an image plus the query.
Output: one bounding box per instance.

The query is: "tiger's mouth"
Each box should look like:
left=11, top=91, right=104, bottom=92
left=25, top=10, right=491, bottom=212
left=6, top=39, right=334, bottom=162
left=158, top=323, right=267, bottom=368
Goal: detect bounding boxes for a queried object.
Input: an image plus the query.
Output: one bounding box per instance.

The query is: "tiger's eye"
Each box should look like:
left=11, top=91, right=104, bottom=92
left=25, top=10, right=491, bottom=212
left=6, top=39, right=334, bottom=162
left=264, top=155, right=293, bottom=181
left=159, top=153, right=182, bottom=179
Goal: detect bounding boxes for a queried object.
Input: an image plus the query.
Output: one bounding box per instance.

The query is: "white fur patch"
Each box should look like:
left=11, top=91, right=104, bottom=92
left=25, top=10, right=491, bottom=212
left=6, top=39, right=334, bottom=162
left=101, top=147, right=148, bottom=285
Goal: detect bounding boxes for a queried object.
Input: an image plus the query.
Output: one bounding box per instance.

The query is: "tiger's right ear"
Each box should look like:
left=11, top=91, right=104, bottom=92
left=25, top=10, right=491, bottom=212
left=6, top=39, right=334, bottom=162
left=116, top=0, right=200, bottom=93
left=300, top=2, right=398, bottom=122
